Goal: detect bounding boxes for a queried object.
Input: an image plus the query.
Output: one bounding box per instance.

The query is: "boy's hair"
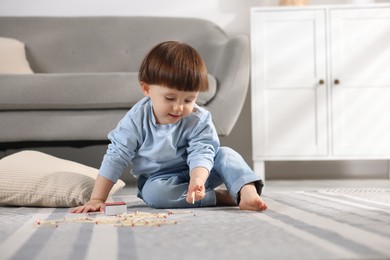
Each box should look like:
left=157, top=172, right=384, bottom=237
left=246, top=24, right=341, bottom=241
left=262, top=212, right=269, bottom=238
left=139, top=41, right=209, bottom=92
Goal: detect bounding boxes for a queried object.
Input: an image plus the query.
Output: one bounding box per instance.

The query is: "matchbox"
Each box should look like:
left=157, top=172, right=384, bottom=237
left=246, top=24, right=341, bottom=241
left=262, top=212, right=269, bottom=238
left=104, top=201, right=127, bottom=216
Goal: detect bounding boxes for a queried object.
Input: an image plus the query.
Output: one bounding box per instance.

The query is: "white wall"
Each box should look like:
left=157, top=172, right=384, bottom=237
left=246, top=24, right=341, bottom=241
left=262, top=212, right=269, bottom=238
left=0, top=0, right=354, bottom=36
left=1, top=0, right=389, bottom=179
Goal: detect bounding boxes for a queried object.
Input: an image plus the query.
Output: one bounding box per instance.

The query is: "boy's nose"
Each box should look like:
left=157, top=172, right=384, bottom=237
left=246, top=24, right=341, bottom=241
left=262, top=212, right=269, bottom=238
left=173, top=103, right=184, bottom=112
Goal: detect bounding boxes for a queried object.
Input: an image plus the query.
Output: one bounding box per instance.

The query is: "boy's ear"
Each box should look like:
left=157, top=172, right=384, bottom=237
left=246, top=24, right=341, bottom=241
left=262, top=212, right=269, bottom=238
left=140, top=82, right=150, bottom=96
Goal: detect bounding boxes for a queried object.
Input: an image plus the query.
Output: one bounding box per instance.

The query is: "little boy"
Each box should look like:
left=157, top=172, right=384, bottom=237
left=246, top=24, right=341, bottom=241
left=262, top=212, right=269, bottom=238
left=71, top=41, right=267, bottom=213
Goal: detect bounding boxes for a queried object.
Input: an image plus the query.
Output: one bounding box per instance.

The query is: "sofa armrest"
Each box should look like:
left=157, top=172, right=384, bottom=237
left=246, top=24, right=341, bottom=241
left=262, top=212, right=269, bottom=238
left=205, top=35, right=250, bottom=136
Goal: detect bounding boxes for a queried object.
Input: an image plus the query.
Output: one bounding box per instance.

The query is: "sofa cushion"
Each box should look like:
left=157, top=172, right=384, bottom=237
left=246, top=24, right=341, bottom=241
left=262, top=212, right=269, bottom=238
left=0, top=73, right=216, bottom=110
left=0, top=37, right=33, bottom=74
left=0, top=151, right=125, bottom=207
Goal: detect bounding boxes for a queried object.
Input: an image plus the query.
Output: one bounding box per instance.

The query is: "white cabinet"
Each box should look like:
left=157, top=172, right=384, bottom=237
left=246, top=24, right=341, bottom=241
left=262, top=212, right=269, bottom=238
left=251, top=5, right=390, bottom=179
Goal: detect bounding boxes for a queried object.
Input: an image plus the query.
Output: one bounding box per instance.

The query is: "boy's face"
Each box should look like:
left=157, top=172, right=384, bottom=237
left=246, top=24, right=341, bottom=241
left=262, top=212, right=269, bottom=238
left=140, top=83, right=199, bottom=125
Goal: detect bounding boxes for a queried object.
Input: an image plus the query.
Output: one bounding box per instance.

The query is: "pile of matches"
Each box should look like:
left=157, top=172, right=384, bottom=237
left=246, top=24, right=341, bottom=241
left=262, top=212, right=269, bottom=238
left=35, top=210, right=196, bottom=228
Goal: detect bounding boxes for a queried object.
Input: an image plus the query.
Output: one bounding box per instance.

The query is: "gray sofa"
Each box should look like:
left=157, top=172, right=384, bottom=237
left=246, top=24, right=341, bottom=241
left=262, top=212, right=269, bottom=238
left=0, top=16, right=250, bottom=146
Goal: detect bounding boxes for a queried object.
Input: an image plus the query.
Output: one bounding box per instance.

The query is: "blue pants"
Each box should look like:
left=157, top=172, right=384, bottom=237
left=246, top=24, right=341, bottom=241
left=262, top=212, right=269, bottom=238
left=137, top=147, right=264, bottom=209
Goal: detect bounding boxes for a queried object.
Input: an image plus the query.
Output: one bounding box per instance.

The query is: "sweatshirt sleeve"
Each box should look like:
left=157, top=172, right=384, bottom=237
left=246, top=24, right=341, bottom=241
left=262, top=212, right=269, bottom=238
left=186, top=111, right=220, bottom=173
left=99, top=111, right=140, bottom=183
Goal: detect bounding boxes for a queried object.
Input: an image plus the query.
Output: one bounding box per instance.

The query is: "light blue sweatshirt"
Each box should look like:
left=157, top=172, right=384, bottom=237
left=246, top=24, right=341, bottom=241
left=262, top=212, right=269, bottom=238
left=99, top=97, right=220, bottom=183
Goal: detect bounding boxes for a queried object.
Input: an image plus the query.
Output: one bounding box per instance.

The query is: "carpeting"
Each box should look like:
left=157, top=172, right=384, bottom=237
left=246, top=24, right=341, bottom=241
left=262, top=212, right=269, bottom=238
left=0, top=180, right=389, bottom=260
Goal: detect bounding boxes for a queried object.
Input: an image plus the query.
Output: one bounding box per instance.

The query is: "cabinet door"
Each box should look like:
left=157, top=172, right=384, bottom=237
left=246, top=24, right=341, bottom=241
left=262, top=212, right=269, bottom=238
left=331, top=7, right=390, bottom=156
left=251, top=9, right=328, bottom=158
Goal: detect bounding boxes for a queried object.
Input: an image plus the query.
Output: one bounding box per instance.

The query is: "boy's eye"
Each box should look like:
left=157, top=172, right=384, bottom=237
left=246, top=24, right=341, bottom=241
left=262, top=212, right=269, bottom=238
left=165, top=97, right=175, bottom=101
left=185, top=99, right=194, bottom=103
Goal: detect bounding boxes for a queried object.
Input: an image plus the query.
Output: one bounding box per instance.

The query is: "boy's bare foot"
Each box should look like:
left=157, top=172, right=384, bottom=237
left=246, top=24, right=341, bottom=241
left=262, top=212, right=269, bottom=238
left=215, top=189, right=237, bottom=206
left=239, top=183, right=267, bottom=211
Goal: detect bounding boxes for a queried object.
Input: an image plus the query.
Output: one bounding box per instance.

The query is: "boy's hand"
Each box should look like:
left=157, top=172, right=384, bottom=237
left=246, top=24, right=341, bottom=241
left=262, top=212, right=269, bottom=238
left=186, top=179, right=206, bottom=204
left=70, top=175, right=114, bottom=213
left=186, top=167, right=209, bottom=204
left=70, top=199, right=105, bottom=214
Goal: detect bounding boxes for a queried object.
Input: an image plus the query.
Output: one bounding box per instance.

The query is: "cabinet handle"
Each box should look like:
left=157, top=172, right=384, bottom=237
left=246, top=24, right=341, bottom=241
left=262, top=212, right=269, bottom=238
left=334, top=79, right=340, bottom=85
left=319, top=79, right=325, bottom=85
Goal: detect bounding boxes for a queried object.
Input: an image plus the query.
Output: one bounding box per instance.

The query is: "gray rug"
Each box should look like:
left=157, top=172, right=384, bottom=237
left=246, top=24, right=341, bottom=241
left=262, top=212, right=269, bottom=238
left=1, top=186, right=389, bottom=260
